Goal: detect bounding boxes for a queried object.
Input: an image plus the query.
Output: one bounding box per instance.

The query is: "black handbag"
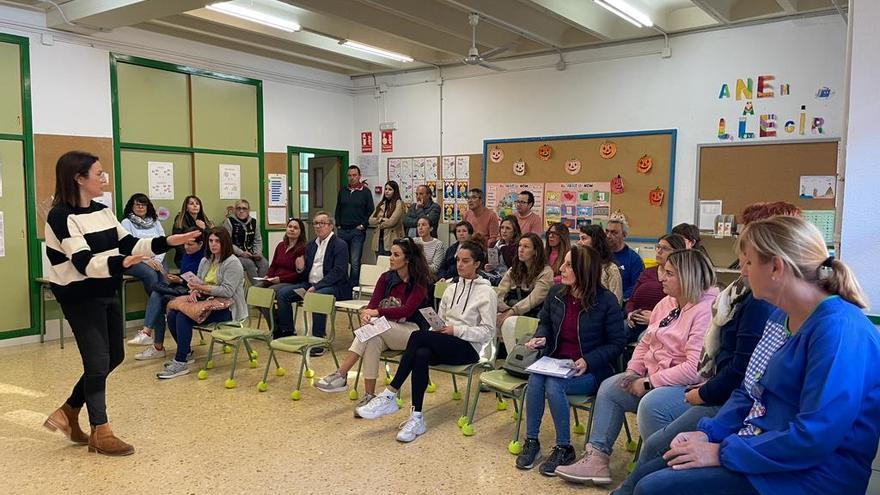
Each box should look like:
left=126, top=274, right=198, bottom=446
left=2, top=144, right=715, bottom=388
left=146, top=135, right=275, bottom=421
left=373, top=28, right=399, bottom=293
left=152, top=282, right=189, bottom=297
left=502, top=343, right=543, bottom=379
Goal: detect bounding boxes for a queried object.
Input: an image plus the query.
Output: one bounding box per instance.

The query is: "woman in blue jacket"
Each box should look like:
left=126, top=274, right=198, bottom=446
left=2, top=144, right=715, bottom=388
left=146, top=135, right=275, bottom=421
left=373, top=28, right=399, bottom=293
left=633, top=215, right=880, bottom=495
left=516, top=245, right=626, bottom=476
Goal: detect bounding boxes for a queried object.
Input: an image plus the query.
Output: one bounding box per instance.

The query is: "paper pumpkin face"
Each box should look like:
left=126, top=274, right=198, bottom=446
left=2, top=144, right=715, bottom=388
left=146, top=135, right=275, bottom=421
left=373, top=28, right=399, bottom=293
left=649, top=187, right=665, bottom=207
left=489, top=146, right=504, bottom=163
left=537, top=144, right=553, bottom=161
left=599, top=141, right=617, bottom=159
left=637, top=154, right=653, bottom=174
left=513, top=159, right=527, bottom=176
left=564, top=158, right=581, bottom=175
left=611, top=175, right=625, bottom=194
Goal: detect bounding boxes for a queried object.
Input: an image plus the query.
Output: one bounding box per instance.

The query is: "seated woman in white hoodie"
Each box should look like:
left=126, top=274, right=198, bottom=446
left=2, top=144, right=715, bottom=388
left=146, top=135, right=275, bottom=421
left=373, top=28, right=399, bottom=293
left=356, top=240, right=497, bottom=443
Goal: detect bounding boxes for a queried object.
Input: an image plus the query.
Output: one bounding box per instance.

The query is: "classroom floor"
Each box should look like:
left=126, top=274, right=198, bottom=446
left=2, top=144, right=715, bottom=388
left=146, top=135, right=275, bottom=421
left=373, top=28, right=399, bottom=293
left=0, top=314, right=640, bottom=495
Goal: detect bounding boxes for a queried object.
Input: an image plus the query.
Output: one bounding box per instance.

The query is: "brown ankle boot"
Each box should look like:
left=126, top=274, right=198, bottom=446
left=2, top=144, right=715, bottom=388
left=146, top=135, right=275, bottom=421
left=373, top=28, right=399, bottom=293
left=43, top=404, right=89, bottom=444
left=88, top=423, right=135, bottom=456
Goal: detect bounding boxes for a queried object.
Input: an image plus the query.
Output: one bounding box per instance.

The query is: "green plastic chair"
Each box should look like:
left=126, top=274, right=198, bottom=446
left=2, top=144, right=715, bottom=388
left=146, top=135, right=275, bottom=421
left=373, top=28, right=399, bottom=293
left=196, top=286, right=278, bottom=389
left=257, top=292, right=340, bottom=400
left=461, top=316, right=539, bottom=452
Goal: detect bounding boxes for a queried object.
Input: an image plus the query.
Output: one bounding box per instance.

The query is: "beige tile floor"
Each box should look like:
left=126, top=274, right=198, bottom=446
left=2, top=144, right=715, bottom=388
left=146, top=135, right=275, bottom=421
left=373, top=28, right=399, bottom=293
left=0, top=315, right=640, bottom=495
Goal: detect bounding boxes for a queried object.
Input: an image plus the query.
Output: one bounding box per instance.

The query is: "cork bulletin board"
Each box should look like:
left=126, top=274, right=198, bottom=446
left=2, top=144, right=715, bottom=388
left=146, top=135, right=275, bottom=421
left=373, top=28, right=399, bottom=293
left=483, top=130, right=676, bottom=241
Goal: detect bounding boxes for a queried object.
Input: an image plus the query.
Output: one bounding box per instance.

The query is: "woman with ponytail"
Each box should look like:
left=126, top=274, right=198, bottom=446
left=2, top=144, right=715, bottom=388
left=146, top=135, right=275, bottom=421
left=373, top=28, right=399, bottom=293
left=631, top=215, right=880, bottom=495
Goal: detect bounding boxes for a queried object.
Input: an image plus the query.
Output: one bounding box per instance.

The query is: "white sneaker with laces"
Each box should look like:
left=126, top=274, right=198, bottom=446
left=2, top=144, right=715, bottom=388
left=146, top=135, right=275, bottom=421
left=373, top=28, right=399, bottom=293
left=396, top=409, right=426, bottom=443
left=315, top=371, right=347, bottom=392
left=127, top=329, right=152, bottom=346
left=355, top=393, right=400, bottom=420
left=135, top=346, right=166, bottom=361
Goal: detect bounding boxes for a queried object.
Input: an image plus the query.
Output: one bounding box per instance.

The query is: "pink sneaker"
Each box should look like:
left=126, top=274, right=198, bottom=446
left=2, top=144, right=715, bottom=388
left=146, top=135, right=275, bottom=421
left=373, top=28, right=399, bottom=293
left=555, top=444, right=612, bottom=485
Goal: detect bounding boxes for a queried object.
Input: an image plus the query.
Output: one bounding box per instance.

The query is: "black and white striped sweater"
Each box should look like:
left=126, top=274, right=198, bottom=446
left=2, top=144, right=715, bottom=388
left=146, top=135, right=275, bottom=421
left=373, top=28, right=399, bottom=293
left=45, top=201, right=168, bottom=303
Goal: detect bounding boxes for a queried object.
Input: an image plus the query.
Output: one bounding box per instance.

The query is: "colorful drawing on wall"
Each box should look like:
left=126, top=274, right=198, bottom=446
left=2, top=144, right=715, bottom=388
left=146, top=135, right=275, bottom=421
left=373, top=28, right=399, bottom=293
left=649, top=187, right=665, bottom=207
left=799, top=175, right=835, bottom=200
left=611, top=175, right=625, bottom=194
left=636, top=154, right=653, bottom=174
left=760, top=114, right=777, bottom=138
left=513, top=159, right=526, bottom=176
left=599, top=141, right=617, bottom=159
left=537, top=143, right=553, bottom=161
left=717, top=118, right=732, bottom=141
left=564, top=158, right=581, bottom=175
left=743, top=101, right=754, bottom=115
left=757, top=75, right=775, bottom=98
left=486, top=183, right=544, bottom=223
left=457, top=181, right=469, bottom=199
left=456, top=203, right=468, bottom=220
left=489, top=146, right=504, bottom=163
left=443, top=203, right=456, bottom=222
left=543, top=182, right=612, bottom=230
left=443, top=181, right=456, bottom=200
left=426, top=181, right=438, bottom=198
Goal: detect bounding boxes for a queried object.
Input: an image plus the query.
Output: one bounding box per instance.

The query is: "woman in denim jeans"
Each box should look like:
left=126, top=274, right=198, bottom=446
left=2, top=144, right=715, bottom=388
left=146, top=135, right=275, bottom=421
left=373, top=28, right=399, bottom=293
left=514, top=245, right=625, bottom=476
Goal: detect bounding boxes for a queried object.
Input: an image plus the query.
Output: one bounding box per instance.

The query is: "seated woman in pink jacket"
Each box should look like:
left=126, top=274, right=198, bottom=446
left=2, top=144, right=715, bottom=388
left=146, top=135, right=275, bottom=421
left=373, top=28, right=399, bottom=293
left=554, top=249, right=719, bottom=485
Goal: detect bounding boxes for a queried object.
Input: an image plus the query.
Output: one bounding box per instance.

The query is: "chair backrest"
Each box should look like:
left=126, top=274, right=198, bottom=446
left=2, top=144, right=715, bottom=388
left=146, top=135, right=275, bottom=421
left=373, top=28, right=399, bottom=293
left=514, top=316, right=539, bottom=342
left=376, top=255, right=391, bottom=271
left=433, top=281, right=451, bottom=310
left=246, top=286, right=275, bottom=309
left=359, top=264, right=382, bottom=286
left=302, top=292, right=336, bottom=339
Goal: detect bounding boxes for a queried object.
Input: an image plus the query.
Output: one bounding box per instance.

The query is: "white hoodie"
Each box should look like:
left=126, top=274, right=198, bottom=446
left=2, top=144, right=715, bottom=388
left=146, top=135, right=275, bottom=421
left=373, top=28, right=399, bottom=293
left=439, top=276, right=498, bottom=359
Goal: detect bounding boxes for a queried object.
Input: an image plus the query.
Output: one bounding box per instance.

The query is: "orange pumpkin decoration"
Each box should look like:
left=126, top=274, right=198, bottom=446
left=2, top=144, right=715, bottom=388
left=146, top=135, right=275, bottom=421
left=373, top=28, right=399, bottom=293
left=564, top=157, right=581, bottom=175
left=537, top=144, right=553, bottom=161
left=513, top=159, right=527, bottom=176
left=611, top=175, right=624, bottom=194
left=489, top=146, right=504, bottom=163
left=637, top=154, right=653, bottom=174
left=599, top=141, right=617, bottom=159
left=649, top=187, right=665, bottom=207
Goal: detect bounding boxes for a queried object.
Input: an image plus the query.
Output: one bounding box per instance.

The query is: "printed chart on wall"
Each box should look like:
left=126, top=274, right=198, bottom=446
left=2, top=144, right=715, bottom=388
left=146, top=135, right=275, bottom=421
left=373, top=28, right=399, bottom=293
left=388, top=157, right=439, bottom=205
left=486, top=183, right=544, bottom=223
left=441, top=156, right=469, bottom=222
left=219, top=163, right=241, bottom=199
left=543, top=182, right=611, bottom=231
left=148, top=161, right=174, bottom=200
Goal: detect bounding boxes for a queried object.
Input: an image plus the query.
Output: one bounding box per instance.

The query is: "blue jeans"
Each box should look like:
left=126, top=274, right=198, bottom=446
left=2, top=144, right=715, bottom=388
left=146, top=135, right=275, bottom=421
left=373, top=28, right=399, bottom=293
left=631, top=459, right=756, bottom=495
left=525, top=372, right=599, bottom=446
left=144, top=292, right=167, bottom=341
left=616, top=404, right=721, bottom=495
left=274, top=282, right=334, bottom=338
left=636, top=385, right=691, bottom=440
left=167, top=308, right=232, bottom=363
left=125, top=262, right=162, bottom=295
left=337, top=227, right=365, bottom=288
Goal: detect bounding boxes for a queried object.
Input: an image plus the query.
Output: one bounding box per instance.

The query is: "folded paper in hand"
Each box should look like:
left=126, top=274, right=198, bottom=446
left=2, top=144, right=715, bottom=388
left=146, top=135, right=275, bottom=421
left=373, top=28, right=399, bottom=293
left=353, top=316, right=391, bottom=343
left=180, top=271, right=204, bottom=285
left=418, top=307, right=446, bottom=331
left=525, top=356, right=577, bottom=378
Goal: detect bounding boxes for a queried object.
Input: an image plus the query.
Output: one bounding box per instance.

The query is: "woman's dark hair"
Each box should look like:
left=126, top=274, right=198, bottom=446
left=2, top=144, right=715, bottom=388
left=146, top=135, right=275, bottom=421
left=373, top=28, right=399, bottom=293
left=283, top=217, right=308, bottom=252
left=579, top=224, right=614, bottom=265
left=659, top=232, right=688, bottom=251
left=672, top=223, right=710, bottom=259
left=499, top=215, right=522, bottom=245
left=123, top=193, right=158, bottom=220
left=454, top=220, right=474, bottom=235
left=374, top=180, right=402, bottom=218
left=457, top=240, right=485, bottom=269
left=206, top=226, right=234, bottom=262
left=174, top=195, right=211, bottom=229
left=545, top=222, right=571, bottom=275
left=53, top=151, right=99, bottom=207
left=392, top=237, right=433, bottom=287
left=509, top=233, right=547, bottom=287
left=560, top=245, right=602, bottom=309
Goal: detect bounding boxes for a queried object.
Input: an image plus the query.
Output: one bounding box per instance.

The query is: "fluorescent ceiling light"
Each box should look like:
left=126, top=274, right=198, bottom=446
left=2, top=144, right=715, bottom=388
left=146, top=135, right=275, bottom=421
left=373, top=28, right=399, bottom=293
left=207, top=2, right=301, bottom=32
left=340, top=40, right=413, bottom=63
left=594, top=0, right=653, bottom=28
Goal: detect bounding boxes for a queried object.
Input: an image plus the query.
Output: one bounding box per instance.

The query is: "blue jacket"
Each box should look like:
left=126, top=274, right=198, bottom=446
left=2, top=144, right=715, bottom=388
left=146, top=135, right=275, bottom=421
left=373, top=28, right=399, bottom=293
left=303, top=233, right=352, bottom=300
left=698, top=293, right=775, bottom=406
left=699, top=297, right=880, bottom=495
left=613, top=245, right=644, bottom=299
left=534, top=285, right=626, bottom=382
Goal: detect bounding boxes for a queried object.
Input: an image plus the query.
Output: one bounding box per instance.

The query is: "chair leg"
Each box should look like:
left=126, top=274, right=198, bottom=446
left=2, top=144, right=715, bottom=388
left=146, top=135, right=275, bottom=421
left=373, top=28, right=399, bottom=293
left=352, top=358, right=364, bottom=398
left=204, top=338, right=217, bottom=369
left=584, top=405, right=594, bottom=448
left=329, top=346, right=340, bottom=369
left=292, top=351, right=308, bottom=400
left=225, top=341, right=241, bottom=388
left=257, top=349, right=275, bottom=392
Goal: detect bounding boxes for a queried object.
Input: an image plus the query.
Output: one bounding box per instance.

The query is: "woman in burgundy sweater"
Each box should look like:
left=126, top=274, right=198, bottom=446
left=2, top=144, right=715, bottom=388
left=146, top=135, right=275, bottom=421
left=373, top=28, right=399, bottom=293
left=258, top=218, right=307, bottom=337
left=316, top=237, right=431, bottom=413
left=624, top=233, right=687, bottom=341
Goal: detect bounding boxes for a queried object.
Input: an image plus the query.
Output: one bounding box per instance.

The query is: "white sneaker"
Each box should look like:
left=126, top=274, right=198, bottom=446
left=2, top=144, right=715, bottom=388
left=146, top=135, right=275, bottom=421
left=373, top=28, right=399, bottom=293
left=127, top=330, right=152, bottom=346
left=135, top=346, right=166, bottom=361
left=355, top=392, right=399, bottom=420
left=396, top=409, right=426, bottom=443
left=315, top=371, right=347, bottom=392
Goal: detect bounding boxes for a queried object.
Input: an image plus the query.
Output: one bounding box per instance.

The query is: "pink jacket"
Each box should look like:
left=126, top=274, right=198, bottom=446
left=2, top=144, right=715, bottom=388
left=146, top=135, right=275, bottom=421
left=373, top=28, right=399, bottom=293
left=627, top=287, right=719, bottom=387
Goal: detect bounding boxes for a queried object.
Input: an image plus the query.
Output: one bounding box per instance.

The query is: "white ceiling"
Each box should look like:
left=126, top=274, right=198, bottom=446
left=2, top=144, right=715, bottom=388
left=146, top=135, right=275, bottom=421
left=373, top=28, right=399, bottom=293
left=5, top=0, right=849, bottom=76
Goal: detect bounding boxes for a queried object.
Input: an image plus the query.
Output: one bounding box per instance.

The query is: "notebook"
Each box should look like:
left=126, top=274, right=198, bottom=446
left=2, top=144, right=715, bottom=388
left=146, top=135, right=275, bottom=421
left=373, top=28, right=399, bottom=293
left=525, top=356, right=577, bottom=378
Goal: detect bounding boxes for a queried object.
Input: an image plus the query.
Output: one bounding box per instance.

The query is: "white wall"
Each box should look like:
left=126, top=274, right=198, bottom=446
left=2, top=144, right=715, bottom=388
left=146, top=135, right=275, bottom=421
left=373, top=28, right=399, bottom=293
left=840, top=0, right=880, bottom=315
left=353, top=16, right=848, bottom=227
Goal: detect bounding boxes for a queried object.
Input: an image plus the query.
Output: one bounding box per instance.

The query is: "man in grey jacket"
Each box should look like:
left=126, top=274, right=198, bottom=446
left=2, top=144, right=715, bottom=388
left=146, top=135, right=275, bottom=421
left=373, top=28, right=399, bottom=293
left=403, top=185, right=441, bottom=237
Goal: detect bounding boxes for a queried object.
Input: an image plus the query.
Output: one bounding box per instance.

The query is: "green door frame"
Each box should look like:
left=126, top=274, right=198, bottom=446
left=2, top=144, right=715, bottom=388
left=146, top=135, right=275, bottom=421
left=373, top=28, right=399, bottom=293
left=285, top=145, right=350, bottom=225
left=0, top=32, right=40, bottom=340
left=110, top=53, right=264, bottom=320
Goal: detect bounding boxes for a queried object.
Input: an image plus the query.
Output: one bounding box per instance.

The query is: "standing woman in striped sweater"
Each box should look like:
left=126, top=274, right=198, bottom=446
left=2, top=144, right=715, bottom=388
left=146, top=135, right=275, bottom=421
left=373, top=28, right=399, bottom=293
left=42, top=151, right=200, bottom=456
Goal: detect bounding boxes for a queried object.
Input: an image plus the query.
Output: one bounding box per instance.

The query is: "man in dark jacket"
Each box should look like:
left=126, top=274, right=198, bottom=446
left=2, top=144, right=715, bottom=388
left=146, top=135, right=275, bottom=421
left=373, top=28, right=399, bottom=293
left=335, top=165, right=374, bottom=289
left=275, top=212, right=350, bottom=353
left=403, top=185, right=441, bottom=237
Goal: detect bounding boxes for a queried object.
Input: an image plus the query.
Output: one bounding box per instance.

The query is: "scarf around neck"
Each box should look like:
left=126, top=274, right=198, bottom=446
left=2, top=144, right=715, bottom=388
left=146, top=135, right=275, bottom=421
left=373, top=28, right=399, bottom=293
left=697, top=277, right=750, bottom=379
left=128, top=213, right=156, bottom=230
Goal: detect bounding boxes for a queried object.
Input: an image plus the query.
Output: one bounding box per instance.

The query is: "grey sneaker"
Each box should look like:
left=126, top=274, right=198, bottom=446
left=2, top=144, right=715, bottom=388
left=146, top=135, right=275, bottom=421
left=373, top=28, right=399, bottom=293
left=164, top=351, right=194, bottom=367
left=135, top=346, right=166, bottom=361
left=316, top=371, right=347, bottom=393
left=157, top=360, right=190, bottom=379
left=353, top=393, right=376, bottom=418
